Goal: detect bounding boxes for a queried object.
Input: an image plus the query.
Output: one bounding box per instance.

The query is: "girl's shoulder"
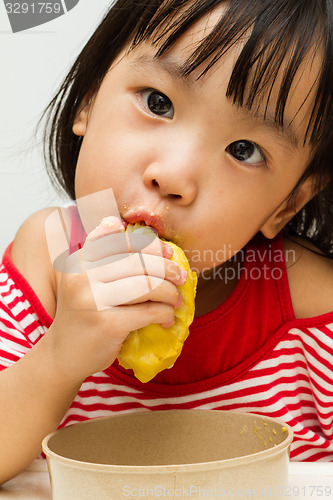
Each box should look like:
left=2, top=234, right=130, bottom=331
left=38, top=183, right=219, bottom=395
left=283, top=235, right=333, bottom=319
left=10, top=207, right=60, bottom=319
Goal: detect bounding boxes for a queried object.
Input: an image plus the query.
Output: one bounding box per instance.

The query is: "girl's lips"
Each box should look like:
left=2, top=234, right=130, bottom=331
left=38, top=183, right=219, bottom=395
left=122, top=210, right=166, bottom=237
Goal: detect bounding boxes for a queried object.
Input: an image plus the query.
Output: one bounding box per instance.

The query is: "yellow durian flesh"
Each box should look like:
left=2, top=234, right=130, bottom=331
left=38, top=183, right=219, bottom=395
left=117, top=224, right=197, bottom=383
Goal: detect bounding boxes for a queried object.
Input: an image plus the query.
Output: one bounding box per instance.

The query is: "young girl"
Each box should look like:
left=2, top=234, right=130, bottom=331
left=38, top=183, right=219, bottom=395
left=1, top=0, right=333, bottom=482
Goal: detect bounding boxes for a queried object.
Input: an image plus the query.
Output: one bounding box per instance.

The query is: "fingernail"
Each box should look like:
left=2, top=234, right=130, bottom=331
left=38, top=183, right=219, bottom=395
left=179, top=268, right=187, bottom=284
left=176, top=293, right=183, bottom=308
left=162, top=318, right=175, bottom=328
left=165, top=244, right=173, bottom=258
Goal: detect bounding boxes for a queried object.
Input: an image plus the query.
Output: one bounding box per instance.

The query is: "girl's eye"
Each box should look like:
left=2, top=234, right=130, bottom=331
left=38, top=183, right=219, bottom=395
left=226, top=140, right=267, bottom=166
left=139, top=89, right=174, bottom=118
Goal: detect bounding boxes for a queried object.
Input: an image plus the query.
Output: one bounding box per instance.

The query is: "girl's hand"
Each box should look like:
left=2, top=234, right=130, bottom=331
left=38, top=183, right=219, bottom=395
left=48, top=217, right=186, bottom=383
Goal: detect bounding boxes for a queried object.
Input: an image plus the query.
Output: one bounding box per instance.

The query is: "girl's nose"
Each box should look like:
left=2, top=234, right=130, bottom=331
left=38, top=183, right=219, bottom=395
left=142, top=149, right=199, bottom=206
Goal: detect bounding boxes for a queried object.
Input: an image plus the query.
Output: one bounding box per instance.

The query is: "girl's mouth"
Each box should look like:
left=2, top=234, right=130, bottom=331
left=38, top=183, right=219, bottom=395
left=122, top=209, right=166, bottom=237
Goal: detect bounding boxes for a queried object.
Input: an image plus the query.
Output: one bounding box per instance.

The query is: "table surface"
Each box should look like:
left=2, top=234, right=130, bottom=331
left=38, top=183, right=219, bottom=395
left=0, top=461, right=333, bottom=499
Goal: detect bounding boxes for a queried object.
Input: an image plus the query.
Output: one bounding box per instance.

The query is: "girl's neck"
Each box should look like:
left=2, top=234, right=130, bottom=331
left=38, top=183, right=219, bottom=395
left=194, top=253, right=243, bottom=317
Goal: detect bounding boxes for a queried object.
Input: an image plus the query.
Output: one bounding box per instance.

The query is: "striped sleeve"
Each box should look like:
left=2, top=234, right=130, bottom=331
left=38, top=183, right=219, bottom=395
left=0, top=264, right=47, bottom=369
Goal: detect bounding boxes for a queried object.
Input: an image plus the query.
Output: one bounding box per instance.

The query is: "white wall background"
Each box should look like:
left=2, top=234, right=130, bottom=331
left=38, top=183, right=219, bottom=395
left=0, top=0, right=113, bottom=256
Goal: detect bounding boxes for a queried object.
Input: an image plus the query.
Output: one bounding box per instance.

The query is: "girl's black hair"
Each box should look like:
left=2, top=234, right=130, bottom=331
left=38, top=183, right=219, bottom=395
left=41, top=0, right=333, bottom=255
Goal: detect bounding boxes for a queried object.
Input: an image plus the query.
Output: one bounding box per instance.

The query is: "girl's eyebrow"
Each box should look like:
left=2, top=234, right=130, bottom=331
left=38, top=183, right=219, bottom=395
left=236, top=109, right=300, bottom=152
left=131, top=54, right=194, bottom=86
left=248, top=113, right=299, bottom=152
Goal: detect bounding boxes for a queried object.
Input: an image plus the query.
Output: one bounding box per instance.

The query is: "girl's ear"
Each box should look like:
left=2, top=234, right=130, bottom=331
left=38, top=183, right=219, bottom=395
left=72, top=93, right=95, bottom=136
left=260, top=177, right=316, bottom=239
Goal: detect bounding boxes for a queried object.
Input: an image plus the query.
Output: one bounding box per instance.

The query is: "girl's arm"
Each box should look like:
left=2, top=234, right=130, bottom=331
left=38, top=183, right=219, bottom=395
left=0, top=331, right=82, bottom=484
left=0, top=209, right=182, bottom=484
left=0, top=209, right=81, bottom=483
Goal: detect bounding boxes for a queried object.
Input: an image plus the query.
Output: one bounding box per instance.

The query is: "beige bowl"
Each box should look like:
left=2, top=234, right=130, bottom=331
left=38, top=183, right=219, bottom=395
left=42, top=410, right=293, bottom=500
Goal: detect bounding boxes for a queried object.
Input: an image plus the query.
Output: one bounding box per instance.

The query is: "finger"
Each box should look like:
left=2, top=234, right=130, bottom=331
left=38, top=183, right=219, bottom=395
left=142, top=253, right=186, bottom=285
left=119, top=276, right=182, bottom=307
left=84, top=252, right=187, bottom=286
left=103, top=302, right=176, bottom=337
left=126, top=229, right=174, bottom=259
left=86, top=216, right=124, bottom=241
left=83, top=226, right=173, bottom=262
left=83, top=232, right=129, bottom=261
left=87, top=275, right=182, bottom=310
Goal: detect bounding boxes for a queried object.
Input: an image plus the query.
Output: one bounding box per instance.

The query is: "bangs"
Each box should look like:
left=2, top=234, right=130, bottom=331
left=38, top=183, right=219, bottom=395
left=130, top=0, right=332, bottom=146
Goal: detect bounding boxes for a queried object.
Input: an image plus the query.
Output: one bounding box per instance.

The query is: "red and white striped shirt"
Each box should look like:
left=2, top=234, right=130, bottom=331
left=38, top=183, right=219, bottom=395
left=1, top=230, right=333, bottom=462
